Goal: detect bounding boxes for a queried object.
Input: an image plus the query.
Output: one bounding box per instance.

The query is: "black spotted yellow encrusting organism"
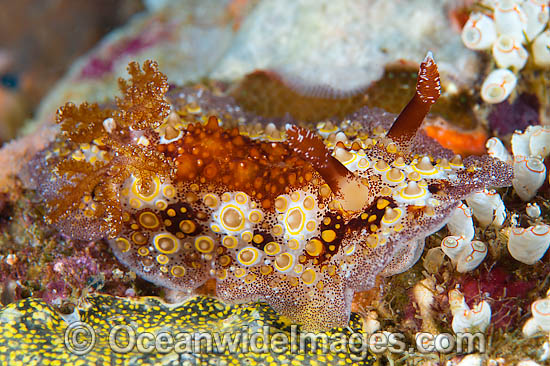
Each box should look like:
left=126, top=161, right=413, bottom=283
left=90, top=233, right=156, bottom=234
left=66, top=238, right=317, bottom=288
left=0, top=293, right=376, bottom=366
left=29, top=54, right=513, bottom=331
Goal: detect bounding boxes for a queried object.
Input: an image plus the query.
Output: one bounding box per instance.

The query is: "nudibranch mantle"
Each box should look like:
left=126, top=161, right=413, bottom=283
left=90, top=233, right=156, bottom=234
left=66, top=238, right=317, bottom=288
left=30, top=56, right=512, bottom=331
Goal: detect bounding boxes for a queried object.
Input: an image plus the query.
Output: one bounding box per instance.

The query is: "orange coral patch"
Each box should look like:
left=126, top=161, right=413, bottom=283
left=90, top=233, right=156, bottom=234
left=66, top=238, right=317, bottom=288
left=423, top=122, right=487, bottom=156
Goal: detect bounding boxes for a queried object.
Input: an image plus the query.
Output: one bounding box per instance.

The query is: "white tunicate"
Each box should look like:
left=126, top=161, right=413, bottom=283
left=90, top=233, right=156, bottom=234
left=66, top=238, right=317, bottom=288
left=522, top=0, right=550, bottom=41
left=449, top=288, right=467, bottom=314
left=441, top=235, right=470, bottom=261
left=466, top=190, right=506, bottom=227
left=461, top=12, right=498, bottom=50
left=492, top=34, right=528, bottom=70
left=508, top=224, right=550, bottom=264
left=456, top=240, right=488, bottom=273
left=512, top=156, right=547, bottom=201
left=481, top=68, right=517, bottom=104
left=523, top=297, right=550, bottom=337
left=529, top=125, right=550, bottom=159
left=494, top=0, right=528, bottom=43
left=486, top=137, right=512, bottom=162
left=450, top=289, right=492, bottom=333
left=533, top=30, right=550, bottom=67
left=526, top=202, right=541, bottom=219
left=455, top=354, right=485, bottom=366
left=511, top=125, right=550, bottom=161
left=512, top=126, right=535, bottom=158
left=446, top=202, right=475, bottom=241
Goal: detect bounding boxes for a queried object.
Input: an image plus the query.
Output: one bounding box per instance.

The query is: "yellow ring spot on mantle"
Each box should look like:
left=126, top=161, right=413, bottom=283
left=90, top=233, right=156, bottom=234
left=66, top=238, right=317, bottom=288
left=171, top=265, right=186, bottom=277
left=344, top=244, right=356, bottom=255
left=358, top=158, right=369, bottom=169
left=274, top=253, right=294, bottom=272
left=241, top=231, right=253, bottom=243
left=179, top=220, right=196, bottom=234
left=285, top=207, right=305, bottom=235
left=260, top=265, right=273, bottom=275
left=203, top=194, right=219, bottom=209
left=156, top=254, right=169, bottom=265
left=237, top=247, right=261, bottom=266
left=129, top=198, right=142, bottom=209
left=222, top=236, right=238, bottom=249
left=306, top=221, right=316, bottom=232
left=220, top=205, right=245, bottom=232
left=139, top=211, right=160, bottom=229
left=399, top=182, right=427, bottom=200
left=386, top=168, right=405, bottom=183
left=154, top=199, right=168, bottom=210
left=305, top=239, right=323, bottom=256
left=131, top=232, right=148, bottom=245
left=195, top=236, right=214, bottom=254
left=234, top=268, right=247, bottom=278
left=219, top=255, right=232, bottom=267
left=272, top=225, right=283, bottom=237
left=216, top=268, right=227, bottom=280
left=249, top=210, right=263, bottom=223
left=153, top=233, right=180, bottom=254
left=274, top=196, right=288, bottom=212
left=264, top=242, right=281, bottom=256
left=321, top=230, right=337, bottom=243
left=301, top=268, right=316, bottom=285
left=235, top=192, right=248, bottom=205
left=382, top=207, right=402, bottom=225
left=115, top=238, right=130, bottom=253
left=288, top=239, right=300, bottom=250
left=132, top=176, right=161, bottom=202
left=162, top=184, right=176, bottom=198
left=303, top=196, right=315, bottom=211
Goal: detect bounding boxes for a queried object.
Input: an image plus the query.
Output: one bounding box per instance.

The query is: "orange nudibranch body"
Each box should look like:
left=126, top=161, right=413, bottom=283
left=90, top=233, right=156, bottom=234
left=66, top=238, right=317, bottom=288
left=31, top=56, right=512, bottom=331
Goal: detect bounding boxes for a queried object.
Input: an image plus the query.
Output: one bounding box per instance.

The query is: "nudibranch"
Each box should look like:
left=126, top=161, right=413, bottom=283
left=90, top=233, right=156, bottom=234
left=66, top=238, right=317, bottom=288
left=30, top=54, right=513, bottom=331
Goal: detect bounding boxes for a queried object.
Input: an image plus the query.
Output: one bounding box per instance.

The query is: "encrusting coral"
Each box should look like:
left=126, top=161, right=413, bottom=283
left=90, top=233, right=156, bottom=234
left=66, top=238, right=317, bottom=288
left=29, top=56, right=513, bottom=331
left=0, top=293, right=375, bottom=365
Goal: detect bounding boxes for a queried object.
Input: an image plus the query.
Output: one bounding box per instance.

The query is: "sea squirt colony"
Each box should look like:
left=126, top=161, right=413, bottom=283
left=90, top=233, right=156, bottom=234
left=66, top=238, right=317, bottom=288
left=30, top=55, right=513, bottom=330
